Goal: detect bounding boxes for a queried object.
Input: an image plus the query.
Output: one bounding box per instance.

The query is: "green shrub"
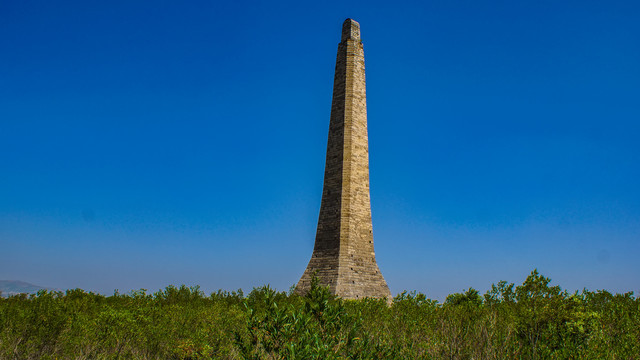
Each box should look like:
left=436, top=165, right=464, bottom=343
left=0, top=270, right=637, bottom=359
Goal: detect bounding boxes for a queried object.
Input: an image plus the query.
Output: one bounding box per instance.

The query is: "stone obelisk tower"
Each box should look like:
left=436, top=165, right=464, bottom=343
left=297, top=19, right=391, bottom=300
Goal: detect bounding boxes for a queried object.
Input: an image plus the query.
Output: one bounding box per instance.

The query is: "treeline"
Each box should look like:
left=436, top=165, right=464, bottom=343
left=0, top=270, right=638, bottom=359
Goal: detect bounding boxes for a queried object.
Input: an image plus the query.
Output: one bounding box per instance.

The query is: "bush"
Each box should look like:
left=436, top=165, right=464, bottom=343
left=0, top=270, right=637, bottom=359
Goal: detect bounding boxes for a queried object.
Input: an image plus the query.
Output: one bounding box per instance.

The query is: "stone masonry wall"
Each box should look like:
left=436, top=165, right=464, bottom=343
left=297, top=19, right=391, bottom=300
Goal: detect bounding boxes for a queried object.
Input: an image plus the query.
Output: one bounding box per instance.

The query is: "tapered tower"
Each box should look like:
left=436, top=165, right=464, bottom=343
left=297, top=19, right=391, bottom=300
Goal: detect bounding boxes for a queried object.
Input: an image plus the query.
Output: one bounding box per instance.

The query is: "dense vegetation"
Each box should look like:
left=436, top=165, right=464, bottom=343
left=1, top=270, right=638, bottom=359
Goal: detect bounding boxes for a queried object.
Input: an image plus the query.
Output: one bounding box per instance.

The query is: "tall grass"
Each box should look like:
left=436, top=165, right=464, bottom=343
left=1, top=270, right=638, bottom=359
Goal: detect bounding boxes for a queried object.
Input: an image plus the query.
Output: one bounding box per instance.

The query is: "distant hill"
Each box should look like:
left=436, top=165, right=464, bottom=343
left=0, top=280, right=53, bottom=297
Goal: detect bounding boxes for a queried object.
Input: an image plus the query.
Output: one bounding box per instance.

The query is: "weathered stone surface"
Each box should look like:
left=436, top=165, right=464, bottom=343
left=297, top=19, right=391, bottom=300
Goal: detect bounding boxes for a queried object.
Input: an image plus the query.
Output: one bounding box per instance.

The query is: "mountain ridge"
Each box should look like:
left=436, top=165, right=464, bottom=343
left=0, top=280, right=57, bottom=297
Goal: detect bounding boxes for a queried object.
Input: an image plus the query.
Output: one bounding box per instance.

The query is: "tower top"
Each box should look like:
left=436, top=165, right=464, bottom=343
left=341, top=18, right=360, bottom=42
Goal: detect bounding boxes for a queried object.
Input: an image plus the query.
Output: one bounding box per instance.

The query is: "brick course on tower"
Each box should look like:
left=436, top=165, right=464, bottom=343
left=296, top=19, right=391, bottom=300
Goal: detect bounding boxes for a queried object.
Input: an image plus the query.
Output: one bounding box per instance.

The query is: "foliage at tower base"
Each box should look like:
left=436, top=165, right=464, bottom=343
left=1, top=270, right=638, bottom=359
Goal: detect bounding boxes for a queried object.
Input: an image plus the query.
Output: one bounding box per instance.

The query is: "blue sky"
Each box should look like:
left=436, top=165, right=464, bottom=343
left=1, top=0, right=639, bottom=300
